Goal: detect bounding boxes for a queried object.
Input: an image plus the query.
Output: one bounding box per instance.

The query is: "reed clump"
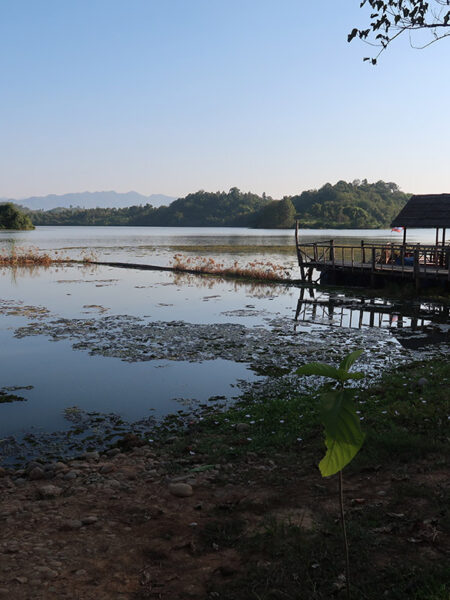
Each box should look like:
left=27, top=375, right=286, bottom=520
left=171, top=254, right=291, bottom=281
left=0, top=246, right=69, bottom=267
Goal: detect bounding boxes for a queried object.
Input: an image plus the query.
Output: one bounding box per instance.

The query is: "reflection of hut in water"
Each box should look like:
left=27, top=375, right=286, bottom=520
left=296, top=194, right=450, bottom=289
left=294, top=289, right=450, bottom=349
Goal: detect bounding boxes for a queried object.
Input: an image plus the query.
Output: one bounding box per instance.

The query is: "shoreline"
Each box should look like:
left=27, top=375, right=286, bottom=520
left=0, top=358, right=448, bottom=599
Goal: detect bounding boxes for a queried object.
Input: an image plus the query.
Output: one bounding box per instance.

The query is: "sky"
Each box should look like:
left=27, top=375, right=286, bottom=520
left=1, top=0, right=450, bottom=200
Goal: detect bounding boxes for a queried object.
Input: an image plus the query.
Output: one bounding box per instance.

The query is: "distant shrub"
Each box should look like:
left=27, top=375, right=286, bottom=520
left=0, top=203, right=35, bottom=230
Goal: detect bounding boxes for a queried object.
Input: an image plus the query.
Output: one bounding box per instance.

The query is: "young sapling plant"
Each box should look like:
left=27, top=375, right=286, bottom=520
left=296, top=349, right=366, bottom=600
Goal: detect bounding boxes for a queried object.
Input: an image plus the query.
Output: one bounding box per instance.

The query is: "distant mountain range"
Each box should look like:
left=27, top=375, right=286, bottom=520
left=6, top=191, right=176, bottom=211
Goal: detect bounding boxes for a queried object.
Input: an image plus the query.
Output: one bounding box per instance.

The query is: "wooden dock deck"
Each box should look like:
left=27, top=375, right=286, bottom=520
left=295, top=228, right=450, bottom=289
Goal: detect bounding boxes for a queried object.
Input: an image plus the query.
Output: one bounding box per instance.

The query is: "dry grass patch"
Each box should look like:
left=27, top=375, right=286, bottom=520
left=0, top=246, right=96, bottom=267
left=171, top=254, right=291, bottom=281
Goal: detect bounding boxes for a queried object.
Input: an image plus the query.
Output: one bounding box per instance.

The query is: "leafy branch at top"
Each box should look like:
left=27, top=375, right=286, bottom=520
left=349, top=0, right=450, bottom=64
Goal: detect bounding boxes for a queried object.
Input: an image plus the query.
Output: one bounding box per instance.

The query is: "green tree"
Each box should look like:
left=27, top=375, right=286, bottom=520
left=290, top=180, right=409, bottom=228
left=0, top=203, right=35, bottom=230
left=255, top=198, right=296, bottom=229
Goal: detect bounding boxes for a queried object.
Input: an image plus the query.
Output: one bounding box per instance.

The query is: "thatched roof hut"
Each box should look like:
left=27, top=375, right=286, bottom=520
left=391, top=194, right=450, bottom=228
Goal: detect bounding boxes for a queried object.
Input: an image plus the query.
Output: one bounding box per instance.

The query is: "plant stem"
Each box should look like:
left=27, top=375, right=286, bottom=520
left=339, top=470, right=351, bottom=600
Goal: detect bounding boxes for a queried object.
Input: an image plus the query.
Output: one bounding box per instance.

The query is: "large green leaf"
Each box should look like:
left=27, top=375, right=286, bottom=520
left=296, top=363, right=342, bottom=380
left=339, top=349, right=364, bottom=373
left=296, top=362, right=364, bottom=383
left=319, top=389, right=365, bottom=477
left=338, top=371, right=365, bottom=381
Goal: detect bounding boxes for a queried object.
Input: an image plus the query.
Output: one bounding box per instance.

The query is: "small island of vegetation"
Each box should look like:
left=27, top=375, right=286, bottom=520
left=0, top=202, right=35, bottom=230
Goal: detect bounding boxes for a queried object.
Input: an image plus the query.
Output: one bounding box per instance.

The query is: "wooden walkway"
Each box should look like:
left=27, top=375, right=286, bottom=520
left=295, top=230, right=450, bottom=289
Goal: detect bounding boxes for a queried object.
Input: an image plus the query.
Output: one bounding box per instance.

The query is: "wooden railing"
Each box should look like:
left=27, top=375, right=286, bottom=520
left=296, top=240, right=450, bottom=277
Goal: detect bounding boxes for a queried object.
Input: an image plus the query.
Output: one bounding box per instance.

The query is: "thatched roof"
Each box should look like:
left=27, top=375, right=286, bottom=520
left=391, top=194, right=450, bottom=228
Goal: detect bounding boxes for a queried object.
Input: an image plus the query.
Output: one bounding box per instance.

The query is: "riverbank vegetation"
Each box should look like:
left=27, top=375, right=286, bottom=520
left=25, top=180, right=410, bottom=229
left=171, top=254, right=291, bottom=281
left=0, top=246, right=96, bottom=266
left=0, top=246, right=59, bottom=266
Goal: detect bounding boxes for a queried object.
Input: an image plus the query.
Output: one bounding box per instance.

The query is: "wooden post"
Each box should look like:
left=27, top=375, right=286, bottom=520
left=414, top=245, right=420, bottom=291
left=371, top=247, right=376, bottom=272
left=371, top=247, right=376, bottom=288
left=313, top=243, right=318, bottom=263
left=435, top=228, right=440, bottom=265
left=298, top=251, right=305, bottom=281
left=441, top=228, right=446, bottom=266
left=403, top=227, right=407, bottom=246
left=294, top=287, right=305, bottom=322
left=295, top=220, right=299, bottom=249
left=361, top=240, right=365, bottom=264
left=330, top=240, right=335, bottom=265
left=351, top=247, right=354, bottom=271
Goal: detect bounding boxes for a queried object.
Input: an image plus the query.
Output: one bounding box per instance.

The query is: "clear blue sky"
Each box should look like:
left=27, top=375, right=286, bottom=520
left=1, top=0, right=449, bottom=199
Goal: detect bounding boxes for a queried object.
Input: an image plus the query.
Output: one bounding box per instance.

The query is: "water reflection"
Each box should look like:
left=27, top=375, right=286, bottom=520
left=0, top=262, right=98, bottom=285
left=171, top=270, right=289, bottom=298
left=294, top=287, right=450, bottom=348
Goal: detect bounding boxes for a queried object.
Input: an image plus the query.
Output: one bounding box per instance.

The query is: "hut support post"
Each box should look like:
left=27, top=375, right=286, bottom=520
left=371, top=247, right=376, bottom=287
left=371, top=247, right=376, bottom=272
left=414, top=245, right=420, bottom=291
left=402, top=227, right=407, bottom=246
left=442, top=228, right=446, bottom=266
left=298, top=252, right=305, bottom=281
left=435, top=228, right=440, bottom=265
left=295, top=220, right=306, bottom=280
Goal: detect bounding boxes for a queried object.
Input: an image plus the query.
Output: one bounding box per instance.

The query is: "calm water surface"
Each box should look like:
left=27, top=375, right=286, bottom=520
left=0, top=225, right=441, bottom=268
left=0, top=227, right=448, bottom=462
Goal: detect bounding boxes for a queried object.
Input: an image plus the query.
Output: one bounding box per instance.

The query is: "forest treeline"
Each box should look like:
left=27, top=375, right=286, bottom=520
left=23, top=180, right=409, bottom=229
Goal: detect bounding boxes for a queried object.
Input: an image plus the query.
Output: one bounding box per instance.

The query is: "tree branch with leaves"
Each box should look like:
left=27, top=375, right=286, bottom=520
left=349, top=0, right=450, bottom=63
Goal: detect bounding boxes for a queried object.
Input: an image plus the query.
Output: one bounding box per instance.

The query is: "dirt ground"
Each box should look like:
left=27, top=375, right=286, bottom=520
left=0, top=442, right=448, bottom=600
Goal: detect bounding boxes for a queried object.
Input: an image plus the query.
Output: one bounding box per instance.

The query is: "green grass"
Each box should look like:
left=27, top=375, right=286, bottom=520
left=151, top=358, right=449, bottom=471
left=140, top=358, right=449, bottom=599
left=207, top=515, right=449, bottom=599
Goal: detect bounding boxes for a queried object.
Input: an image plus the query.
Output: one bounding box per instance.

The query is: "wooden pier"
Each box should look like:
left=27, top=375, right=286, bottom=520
left=295, top=194, right=450, bottom=290
left=295, top=226, right=450, bottom=290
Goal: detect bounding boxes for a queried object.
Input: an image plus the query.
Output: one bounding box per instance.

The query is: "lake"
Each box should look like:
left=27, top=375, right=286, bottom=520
left=1, top=227, right=448, bottom=464
left=0, top=225, right=441, bottom=266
